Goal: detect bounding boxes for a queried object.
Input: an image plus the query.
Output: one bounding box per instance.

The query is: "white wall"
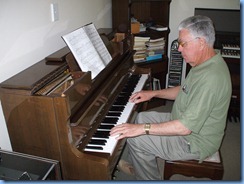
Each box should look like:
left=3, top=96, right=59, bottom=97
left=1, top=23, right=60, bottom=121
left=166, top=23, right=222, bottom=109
left=0, top=0, right=112, bottom=151
left=168, top=0, right=240, bottom=53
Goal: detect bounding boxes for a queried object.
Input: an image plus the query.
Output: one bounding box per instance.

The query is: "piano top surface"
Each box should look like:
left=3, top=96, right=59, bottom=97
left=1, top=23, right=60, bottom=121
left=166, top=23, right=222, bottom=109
left=0, top=29, right=129, bottom=92
left=0, top=59, right=66, bottom=90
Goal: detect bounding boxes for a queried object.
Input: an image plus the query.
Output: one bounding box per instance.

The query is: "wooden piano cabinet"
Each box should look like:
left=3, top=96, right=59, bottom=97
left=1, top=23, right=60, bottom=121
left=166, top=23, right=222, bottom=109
left=53, top=94, right=127, bottom=180
left=0, top=92, right=62, bottom=162
left=0, top=78, right=125, bottom=180
left=0, top=31, right=150, bottom=180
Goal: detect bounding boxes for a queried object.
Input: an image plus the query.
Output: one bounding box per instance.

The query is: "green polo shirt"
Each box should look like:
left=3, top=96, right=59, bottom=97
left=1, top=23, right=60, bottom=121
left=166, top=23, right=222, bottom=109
left=171, top=52, right=232, bottom=162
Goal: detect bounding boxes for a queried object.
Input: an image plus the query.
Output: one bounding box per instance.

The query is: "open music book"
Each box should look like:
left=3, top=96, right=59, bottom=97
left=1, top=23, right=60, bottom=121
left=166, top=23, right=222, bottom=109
left=62, top=23, right=112, bottom=79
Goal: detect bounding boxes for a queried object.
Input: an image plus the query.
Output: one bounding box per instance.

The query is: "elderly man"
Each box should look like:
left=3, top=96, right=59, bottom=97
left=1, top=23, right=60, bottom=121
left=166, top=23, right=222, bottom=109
left=110, top=15, right=232, bottom=180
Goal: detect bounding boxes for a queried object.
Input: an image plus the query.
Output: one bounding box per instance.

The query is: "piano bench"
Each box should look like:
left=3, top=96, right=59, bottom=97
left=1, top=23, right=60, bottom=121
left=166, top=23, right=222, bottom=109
left=163, top=151, right=224, bottom=180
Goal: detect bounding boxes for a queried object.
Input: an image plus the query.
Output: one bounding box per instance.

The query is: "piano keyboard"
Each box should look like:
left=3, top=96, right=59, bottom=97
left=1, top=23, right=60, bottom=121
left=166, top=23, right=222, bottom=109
left=222, top=44, right=240, bottom=50
left=84, top=74, right=148, bottom=154
left=221, top=51, right=240, bottom=59
left=221, top=44, right=240, bottom=59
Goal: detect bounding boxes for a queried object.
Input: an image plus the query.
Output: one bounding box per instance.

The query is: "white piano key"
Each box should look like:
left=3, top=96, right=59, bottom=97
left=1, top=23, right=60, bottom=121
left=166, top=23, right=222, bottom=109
left=117, top=74, right=148, bottom=124
left=85, top=136, right=118, bottom=153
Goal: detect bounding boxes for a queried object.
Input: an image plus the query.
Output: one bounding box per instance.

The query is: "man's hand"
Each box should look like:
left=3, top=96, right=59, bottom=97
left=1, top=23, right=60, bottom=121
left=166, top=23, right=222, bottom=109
left=129, top=90, right=154, bottom=104
left=110, top=123, right=144, bottom=140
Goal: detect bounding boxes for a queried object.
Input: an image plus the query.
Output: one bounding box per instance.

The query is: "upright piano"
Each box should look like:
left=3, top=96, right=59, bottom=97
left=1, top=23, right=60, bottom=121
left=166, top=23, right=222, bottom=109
left=0, top=32, right=151, bottom=180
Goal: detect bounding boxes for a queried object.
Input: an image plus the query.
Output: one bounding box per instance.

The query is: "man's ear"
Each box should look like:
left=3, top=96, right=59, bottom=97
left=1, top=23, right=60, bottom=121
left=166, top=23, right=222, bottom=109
left=199, top=37, right=207, bottom=50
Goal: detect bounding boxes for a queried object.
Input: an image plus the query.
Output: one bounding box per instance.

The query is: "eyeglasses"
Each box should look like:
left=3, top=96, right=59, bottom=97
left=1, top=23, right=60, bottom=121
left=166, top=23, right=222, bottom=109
left=177, top=37, right=199, bottom=48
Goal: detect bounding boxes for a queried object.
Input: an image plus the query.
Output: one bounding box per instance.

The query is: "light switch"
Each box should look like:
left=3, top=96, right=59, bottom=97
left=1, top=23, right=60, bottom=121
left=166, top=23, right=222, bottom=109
left=50, top=3, right=59, bottom=22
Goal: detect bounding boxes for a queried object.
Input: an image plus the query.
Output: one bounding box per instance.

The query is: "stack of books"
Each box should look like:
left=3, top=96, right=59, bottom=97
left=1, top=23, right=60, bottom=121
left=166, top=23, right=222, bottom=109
left=145, top=37, right=165, bottom=61
left=133, top=36, right=150, bottom=63
left=133, top=36, right=165, bottom=63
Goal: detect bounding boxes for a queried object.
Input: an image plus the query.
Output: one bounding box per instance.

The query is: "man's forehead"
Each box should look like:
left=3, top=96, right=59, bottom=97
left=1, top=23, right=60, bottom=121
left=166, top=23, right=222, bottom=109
left=179, top=29, right=192, bottom=40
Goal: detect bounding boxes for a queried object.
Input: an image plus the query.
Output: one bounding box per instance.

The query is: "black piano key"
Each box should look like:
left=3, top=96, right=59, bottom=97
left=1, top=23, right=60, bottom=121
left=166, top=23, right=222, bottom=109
left=99, top=124, right=114, bottom=129
left=122, top=82, right=139, bottom=93
left=101, top=122, right=117, bottom=125
left=94, top=130, right=110, bottom=138
left=113, top=99, right=127, bottom=105
left=93, top=134, right=109, bottom=139
left=119, top=92, right=131, bottom=96
left=85, top=146, right=103, bottom=150
left=95, top=130, right=110, bottom=135
left=106, top=112, right=121, bottom=117
left=118, top=94, right=131, bottom=100
left=102, top=117, right=119, bottom=124
left=114, top=100, right=127, bottom=106
left=109, top=106, right=125, bottom=112
left=89, top=139, right=107, bottom=145
left=122, top=87, right=133, bottom=93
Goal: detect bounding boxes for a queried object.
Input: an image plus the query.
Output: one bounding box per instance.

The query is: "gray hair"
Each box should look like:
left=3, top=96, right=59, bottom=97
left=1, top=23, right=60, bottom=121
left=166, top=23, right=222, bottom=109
left=178, top=15, right=215, bottom=47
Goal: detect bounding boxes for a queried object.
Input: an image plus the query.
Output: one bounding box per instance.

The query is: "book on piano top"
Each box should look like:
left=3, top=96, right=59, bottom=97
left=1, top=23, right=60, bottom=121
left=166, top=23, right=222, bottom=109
left=62, top=23, right=112, bottom=79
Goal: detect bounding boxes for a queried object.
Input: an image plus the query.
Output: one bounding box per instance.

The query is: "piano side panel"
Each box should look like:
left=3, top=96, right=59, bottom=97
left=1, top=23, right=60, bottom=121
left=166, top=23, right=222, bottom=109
left=0, top=93, right=62, bottom=162
left=53, top=96, right=113, bottom=180
left=0, top=77, right=116, bottom=180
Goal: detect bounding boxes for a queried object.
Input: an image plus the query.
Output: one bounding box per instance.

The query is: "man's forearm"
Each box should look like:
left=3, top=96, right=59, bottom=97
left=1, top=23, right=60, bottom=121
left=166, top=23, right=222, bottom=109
left=153, top=86, right=181, bottom=100
left=148, top=119, right=192, bottom=136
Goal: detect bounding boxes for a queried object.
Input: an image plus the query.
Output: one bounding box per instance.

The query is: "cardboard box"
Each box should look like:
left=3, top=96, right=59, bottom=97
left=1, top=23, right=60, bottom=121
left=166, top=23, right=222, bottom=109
left=131, top=22, right=140, bottom=34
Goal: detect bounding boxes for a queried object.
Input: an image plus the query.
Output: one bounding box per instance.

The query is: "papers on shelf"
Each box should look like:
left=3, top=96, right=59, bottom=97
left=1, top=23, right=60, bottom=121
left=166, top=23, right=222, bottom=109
left=149, top=25, right=168, bottom=31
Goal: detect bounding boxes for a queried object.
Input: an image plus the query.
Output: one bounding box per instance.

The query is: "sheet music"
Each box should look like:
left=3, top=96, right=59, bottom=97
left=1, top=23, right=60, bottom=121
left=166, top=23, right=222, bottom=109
left=83, top=24, right=112, bottom=65
left=62, top=23, right=112, bottom=79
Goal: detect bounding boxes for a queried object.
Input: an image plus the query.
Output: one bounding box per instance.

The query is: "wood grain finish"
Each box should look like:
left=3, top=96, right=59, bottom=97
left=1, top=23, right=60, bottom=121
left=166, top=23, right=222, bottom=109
left=0, top=35, right=150, bottom=180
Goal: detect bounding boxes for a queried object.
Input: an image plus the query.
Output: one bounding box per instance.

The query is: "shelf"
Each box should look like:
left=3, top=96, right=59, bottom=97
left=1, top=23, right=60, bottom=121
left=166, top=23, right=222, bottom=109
left=112, top=0, right=171, bottom=108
